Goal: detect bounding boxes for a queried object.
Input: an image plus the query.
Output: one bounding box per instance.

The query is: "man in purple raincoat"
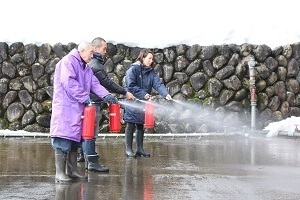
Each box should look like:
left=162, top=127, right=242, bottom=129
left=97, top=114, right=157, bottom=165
left=50, top=41, right=118, bottom=183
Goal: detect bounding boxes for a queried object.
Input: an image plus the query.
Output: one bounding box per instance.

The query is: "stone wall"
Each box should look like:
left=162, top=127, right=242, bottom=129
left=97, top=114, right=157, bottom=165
left=0, top=41, right=300, bottom=133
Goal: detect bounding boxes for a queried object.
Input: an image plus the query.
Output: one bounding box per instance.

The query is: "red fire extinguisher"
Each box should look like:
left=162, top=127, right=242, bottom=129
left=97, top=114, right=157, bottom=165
left=144, top=100, right=154, bottom=128
left=81, top=104, right=96, bottom=140
left=109, top=103, right=121, bottom=133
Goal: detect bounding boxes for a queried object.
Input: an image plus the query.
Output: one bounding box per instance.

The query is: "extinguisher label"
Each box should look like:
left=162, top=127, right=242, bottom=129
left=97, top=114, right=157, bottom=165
left=110, top=113, right=116, bottom=116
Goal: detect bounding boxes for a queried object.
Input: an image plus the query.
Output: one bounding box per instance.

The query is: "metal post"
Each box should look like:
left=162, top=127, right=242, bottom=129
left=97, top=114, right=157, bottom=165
left=248, top=59, right=256, bottom=130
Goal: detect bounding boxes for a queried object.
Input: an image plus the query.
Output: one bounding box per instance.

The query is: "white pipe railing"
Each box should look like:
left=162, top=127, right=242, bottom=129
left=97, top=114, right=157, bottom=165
left=0, top=131, right=51, bottom=138
left=278, top=131, right=300, bottom=137
left=2, top=129, right=300, bottom=138
left=0, top=130, right=240, bottom=139
left=100, top=132, right=228, bottom=140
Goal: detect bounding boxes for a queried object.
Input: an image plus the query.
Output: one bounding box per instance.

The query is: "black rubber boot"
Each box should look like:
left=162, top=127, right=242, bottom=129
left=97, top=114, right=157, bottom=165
left=66, top=150, right=87, bottom=180
left=135, top=130, right=150, bottom=157
left=125, top=129, right=136, bottom=158
left=55, top=150, right=73, bottom=183
left=86, top=154, right=109, bottom=172
left=77, top=148, right=85, bottom=162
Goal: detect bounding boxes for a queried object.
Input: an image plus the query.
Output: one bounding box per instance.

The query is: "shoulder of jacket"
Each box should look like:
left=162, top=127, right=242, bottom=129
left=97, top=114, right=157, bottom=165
left=89, top=58, right=104, bottom=70
left=131, top=61, right=142, bottom=68
left=69, top=49, right=80, bottom=59
left=89, top=58, right=101, bottom=66
left=66, top=54, right=81, bottom=66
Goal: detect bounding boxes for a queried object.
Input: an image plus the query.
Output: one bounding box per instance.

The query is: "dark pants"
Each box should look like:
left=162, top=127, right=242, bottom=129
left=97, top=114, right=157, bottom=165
left=126, top=122, right=143, bottom=133
left=51, top=137, right=81, bottom=153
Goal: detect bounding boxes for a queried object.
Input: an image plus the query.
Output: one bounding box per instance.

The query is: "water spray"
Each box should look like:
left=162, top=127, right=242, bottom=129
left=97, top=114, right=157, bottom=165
left=114, top=95, right=248, bottom=134
left=118, top=99, right=144, bottom=110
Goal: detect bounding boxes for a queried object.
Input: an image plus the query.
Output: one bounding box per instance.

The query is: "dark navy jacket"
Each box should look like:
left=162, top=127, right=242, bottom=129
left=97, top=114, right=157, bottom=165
left=89, top=53, right=127, bottom=103
left=123, top=61, right=168, bottom=124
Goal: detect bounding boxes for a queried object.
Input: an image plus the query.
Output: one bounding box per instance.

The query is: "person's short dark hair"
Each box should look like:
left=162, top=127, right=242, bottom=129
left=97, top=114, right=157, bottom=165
left=92, top=37, right=106, bottom=47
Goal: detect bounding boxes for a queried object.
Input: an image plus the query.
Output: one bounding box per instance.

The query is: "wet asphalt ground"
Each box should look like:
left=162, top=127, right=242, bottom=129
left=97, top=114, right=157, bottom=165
left=0, top=133, right=300, bottom=200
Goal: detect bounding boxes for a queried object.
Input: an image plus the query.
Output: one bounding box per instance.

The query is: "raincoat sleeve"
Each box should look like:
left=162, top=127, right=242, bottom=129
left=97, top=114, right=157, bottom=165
left=60, top=59, right=90, bottom=103
left=126, top=67, right=147, bottom=99
left=152, top=71, right=168, bottom=98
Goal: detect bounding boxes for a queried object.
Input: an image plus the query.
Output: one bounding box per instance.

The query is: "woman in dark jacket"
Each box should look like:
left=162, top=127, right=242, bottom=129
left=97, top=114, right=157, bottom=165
left=124, top=49, right=172, bottom=158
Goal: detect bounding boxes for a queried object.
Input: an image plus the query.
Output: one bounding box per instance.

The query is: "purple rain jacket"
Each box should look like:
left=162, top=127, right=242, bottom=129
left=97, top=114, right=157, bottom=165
left=50, top=49, right=110, bottom=142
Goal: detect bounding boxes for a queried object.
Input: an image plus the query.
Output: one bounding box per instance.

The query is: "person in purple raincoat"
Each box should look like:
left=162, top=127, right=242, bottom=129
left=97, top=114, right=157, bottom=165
left=50, top=41, right=118, bottom=183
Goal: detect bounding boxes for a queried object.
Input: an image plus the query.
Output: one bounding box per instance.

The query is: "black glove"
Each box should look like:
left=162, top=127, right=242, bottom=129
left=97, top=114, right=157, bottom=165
left=103, top=94, right=118, bottom=104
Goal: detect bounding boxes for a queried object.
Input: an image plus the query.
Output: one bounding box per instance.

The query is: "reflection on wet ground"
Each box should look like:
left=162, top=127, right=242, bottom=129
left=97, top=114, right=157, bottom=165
left=1, top=134, right=300, bottom=199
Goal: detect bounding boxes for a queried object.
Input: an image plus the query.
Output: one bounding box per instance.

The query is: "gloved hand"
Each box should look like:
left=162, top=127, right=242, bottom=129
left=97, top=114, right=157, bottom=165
left=144, top=93, right=151, bottom=100
left=84, top=97, right=91, bottom=104
left=103, top=94, right=118, bottom=104
left=165, top=94, right=172, bottom=101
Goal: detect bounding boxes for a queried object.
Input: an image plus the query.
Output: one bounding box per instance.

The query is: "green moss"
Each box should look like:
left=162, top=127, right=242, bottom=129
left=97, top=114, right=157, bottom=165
left=124, top=56, right=132, bottom=61
left=186, top=80, right=192, bottom=87
left=0, top=118, right=9, bottom=129
left=187, top=97, right=200, bottom=102
left=202, top=97, right=220, bottom=108
left=3, top=110, right=8, bottom=121
left=202, top=97, right=212, bottom=107
left=41, top=100, right=52, bottom=113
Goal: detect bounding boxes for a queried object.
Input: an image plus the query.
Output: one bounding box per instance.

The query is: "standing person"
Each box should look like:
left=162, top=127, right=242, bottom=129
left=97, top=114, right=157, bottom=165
left=50, top=41, right=118, bottom=183
left=78, top=37, right=135, bottom=172
left=123, top=49, right=172, bottom=158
